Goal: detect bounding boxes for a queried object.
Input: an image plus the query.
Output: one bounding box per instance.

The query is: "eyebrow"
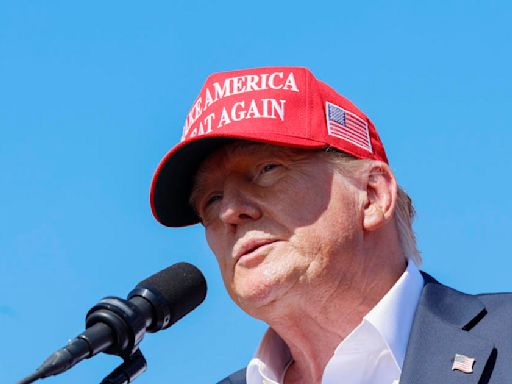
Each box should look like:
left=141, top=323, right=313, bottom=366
left=188, top=143, right=318, bottom=213
left=188, top=143, right=264, bottom=212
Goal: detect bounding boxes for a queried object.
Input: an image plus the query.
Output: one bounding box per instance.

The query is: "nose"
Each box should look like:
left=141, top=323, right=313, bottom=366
left=218, top=180, right=262, bottom=227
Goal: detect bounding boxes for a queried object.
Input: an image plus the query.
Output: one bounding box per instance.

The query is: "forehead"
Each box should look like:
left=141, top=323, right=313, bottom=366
left=197, top=141, right=312, bottom=175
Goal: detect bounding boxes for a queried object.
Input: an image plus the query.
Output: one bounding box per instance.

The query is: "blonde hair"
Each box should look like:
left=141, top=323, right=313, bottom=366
left=321, top=148, right=422, bottom=266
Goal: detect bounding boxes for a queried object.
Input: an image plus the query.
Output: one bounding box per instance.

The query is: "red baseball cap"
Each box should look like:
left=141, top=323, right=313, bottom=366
left=150, top=66, right=388, bottom=227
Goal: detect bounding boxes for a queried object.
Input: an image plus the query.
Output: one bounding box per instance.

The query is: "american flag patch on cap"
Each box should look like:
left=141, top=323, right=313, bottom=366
left=326, top=102, right=372, bottom=153
left=452, top=353, right=475, bottom=374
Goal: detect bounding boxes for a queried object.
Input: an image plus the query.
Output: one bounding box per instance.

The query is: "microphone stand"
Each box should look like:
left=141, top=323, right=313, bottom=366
left=100, top=349, right=147, bottom=384
left=17, top=262, right=207, bottom=384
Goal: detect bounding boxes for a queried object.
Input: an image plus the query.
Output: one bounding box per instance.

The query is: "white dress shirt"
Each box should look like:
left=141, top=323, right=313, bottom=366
left=246, top=262, right=424, bottom=384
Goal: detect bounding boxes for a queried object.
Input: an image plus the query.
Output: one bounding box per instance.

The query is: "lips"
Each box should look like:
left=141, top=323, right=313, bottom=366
left=233, top=238, right=278, bottom=262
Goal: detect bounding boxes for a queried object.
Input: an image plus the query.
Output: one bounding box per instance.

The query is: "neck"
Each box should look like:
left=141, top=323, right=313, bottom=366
left=261, top=247, right=407, bottom=383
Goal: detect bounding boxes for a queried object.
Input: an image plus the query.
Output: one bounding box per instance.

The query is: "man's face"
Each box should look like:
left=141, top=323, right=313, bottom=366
left=191, top=142, right=365, bottom=318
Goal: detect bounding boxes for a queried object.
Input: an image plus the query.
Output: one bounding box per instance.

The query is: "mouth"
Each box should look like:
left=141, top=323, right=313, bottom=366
left=234, top=238, right=278, bottom=264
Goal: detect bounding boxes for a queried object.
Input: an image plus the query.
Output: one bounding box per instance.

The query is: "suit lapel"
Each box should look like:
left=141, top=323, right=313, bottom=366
left=400, top=275, right=495, bottom=384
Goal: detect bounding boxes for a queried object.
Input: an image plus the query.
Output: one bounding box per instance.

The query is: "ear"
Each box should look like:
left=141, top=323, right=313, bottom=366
left=363, top=162, right=398, bottom=232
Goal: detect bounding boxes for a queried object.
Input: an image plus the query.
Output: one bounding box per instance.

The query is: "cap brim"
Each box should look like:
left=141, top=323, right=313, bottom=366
left=150, top=133, right=327, bottom=227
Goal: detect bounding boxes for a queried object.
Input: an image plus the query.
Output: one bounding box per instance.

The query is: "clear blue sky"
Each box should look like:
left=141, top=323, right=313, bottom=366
left=2, top=1, right=511, bottom=383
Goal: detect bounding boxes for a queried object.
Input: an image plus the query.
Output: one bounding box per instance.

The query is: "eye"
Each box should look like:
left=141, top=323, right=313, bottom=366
left=204, top=193, right=222, bottom=209
left=252, top=162, right=285, bottom=186
left=260, top=163, right=281, bottom=174
left=195, top=192, right=222, bottom=226
left=195, top=191, right=222, bottom=218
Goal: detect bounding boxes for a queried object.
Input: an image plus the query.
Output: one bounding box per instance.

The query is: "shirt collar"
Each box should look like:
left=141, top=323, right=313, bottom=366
left=364, top=261, right=424, bottom=368
left=247, top=327, right=292, bottom=383
left=247, top=262, right=424, bottom=384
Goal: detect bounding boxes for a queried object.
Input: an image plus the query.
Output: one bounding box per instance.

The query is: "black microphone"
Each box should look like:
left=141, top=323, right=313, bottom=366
left=18, top=262, right=207, bottom=384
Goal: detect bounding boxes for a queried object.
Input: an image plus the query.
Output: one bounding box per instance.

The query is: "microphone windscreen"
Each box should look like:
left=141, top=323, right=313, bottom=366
left=136, top=262, right=207, bottom=324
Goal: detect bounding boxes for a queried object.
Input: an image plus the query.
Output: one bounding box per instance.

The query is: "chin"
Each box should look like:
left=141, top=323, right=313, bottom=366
left=228, top=254, right=307, bottom=315
left=230, top=274, right=292, bottom=318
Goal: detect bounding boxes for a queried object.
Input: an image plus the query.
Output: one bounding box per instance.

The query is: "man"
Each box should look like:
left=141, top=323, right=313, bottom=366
left=150, top=67, right=511, bottom=383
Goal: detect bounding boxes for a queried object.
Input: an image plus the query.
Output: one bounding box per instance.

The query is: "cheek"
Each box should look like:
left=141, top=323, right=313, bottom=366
left=292, top=187, right=362, bottom=257
left=265, top=181, right=332, bottom=227
left=316, top=197, right=362, bottom=255
left=206, top=228, right=234, bottom=285
left=206, top=230, right=226, bottom=269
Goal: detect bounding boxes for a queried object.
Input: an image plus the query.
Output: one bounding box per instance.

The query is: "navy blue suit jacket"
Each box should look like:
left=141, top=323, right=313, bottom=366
left=217, top=274, right=512, bottom=384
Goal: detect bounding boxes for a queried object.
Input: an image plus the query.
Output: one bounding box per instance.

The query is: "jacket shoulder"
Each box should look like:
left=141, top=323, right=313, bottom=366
left=475, top=291, right=512, bottom=315
left=216, top=368, right=246, bottom=384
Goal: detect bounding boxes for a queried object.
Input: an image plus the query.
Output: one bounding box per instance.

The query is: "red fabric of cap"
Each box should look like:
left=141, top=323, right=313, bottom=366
left=150, top=66, right=388, bottom=227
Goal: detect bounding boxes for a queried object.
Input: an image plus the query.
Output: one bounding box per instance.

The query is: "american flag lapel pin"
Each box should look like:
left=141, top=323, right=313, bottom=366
left=452, top=353, right=475, bottom=374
